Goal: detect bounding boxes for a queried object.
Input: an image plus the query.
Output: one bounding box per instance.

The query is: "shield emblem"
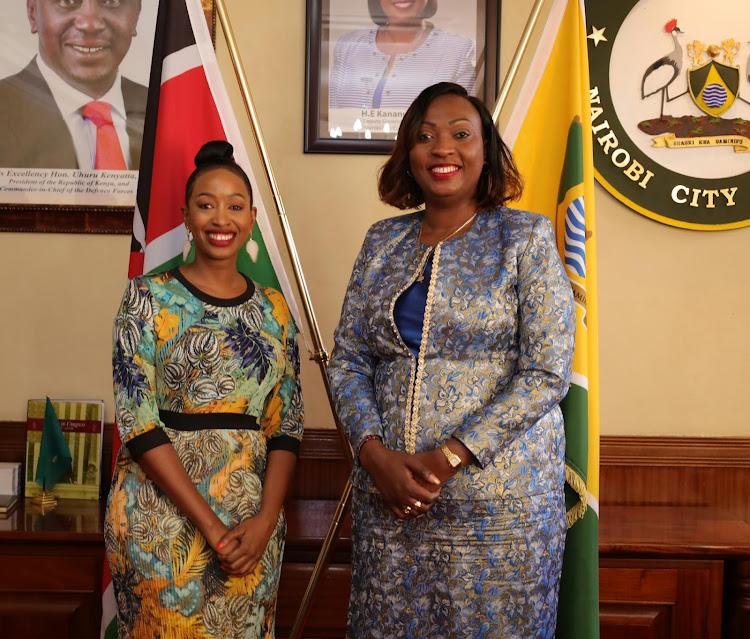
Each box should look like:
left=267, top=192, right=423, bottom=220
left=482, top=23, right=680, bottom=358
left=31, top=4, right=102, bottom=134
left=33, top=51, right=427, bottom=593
left=688, top=60, right=740, bottom=116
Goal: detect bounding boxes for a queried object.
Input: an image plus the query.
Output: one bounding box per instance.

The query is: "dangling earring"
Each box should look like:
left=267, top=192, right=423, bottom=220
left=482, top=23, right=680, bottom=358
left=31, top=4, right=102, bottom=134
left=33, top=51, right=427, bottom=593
left=182, top=227, right=193, bottom=262
left=246, top=228, right=259, bottom=263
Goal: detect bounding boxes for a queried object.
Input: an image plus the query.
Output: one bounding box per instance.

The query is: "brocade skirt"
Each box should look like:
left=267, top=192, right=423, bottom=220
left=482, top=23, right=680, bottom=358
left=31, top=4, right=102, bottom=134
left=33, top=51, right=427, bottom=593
left=348, top=487, right=566, bottom=639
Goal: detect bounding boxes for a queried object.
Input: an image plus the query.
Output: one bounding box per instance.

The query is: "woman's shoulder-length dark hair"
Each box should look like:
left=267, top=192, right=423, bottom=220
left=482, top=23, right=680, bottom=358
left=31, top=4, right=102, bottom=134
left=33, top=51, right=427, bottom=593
left=368, top=0, right=437, bottom=25
left=378, top=82, right=523, bottom=211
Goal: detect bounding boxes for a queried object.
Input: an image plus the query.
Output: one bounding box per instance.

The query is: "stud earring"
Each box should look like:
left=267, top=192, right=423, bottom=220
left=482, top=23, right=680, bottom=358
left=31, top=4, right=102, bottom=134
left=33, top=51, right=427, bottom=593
left=246, top=228, right=259, bottom=263
left=182, top=227, right=193, bottom=262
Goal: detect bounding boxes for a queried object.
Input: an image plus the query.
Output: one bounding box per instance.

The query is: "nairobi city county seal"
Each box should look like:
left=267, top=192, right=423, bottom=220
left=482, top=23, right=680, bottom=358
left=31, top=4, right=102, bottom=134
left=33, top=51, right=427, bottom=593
left=587, top=0, right=750, bottom=230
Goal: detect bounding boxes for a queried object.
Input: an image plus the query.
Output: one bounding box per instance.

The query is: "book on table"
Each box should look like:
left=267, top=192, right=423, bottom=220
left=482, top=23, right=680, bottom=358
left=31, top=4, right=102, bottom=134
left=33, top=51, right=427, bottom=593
left=25, top=399, right=105, bottom=500
left=0, top=461, right=21, bottom=496
left=0, top=493, right=18, bottom=514
left=0, top=494, right=19, bottom=525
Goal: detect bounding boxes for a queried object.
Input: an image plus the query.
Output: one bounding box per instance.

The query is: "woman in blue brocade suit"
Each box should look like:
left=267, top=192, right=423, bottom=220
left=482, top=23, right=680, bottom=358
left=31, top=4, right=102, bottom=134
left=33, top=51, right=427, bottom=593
left=328, top=83, right=575, bottom=638
left=105, top=141, right=303, bottom=638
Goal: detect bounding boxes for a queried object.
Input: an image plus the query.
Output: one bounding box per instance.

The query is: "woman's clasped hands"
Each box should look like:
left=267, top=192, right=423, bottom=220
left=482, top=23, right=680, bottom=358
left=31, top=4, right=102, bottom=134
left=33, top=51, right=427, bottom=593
left=359, top=438, right=460, bottom=520
left=211, top=512, right=277, bottom=578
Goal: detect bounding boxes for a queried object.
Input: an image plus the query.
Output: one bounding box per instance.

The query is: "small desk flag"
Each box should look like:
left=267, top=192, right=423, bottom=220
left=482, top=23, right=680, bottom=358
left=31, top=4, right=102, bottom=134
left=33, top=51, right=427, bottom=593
left=35, top=397, right=72, bottom=491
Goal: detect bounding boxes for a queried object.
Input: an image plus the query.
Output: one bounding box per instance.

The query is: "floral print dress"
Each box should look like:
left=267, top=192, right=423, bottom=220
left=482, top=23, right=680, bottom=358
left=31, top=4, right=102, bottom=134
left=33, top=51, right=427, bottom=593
left=105, top=269, right=303, bottom=639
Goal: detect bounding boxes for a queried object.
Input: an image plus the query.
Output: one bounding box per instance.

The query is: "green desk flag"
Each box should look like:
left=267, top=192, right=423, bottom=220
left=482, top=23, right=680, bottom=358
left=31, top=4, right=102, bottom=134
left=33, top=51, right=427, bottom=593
left=35, top=398, right=72, bottom=491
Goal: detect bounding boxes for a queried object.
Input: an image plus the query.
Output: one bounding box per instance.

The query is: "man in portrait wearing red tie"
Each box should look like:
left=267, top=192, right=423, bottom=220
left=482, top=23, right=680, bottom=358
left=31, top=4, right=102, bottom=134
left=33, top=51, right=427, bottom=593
left=0, top=0, right=146, bottom=170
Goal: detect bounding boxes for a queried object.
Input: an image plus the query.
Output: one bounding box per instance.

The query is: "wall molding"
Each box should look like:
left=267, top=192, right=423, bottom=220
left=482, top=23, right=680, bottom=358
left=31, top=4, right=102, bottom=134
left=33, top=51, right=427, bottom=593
left=601, top=435, right=750, bottom=468
left=599, top=436, right=750, bottom=523
left=4, top=423, right=748, bottom=466
left=299, top=428, right=346, bottom=459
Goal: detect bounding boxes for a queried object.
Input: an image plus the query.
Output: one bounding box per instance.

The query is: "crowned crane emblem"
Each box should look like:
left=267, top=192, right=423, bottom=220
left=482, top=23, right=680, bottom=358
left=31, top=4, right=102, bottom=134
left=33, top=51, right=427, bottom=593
left=641, top=19, right=685, bottom=119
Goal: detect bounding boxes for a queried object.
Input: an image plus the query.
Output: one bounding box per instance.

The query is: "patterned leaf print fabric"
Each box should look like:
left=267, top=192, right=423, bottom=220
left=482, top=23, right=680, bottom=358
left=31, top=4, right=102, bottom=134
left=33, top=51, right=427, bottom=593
left=329, top=208, right=575, bottom=637
left=112, top=273, right=299, bottom=430
left=105, top=270, right=303, bottom=638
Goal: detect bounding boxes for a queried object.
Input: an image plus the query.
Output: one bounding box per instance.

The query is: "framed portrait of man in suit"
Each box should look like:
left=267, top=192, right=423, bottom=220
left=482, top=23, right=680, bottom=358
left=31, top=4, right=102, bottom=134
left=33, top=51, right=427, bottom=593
left=0, top=0, right=158, bottom=233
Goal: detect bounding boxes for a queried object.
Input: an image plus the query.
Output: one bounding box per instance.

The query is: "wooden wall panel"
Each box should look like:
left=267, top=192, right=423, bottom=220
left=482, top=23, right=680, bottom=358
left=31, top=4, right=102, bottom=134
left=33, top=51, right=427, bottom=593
left=600, top=436, right=750, bottom=523
left=289, top=432, right=750, bottom=525
left=723, top=560, right=750, bottom=638
left=2, top=424, right=749, bottom=523
left=276, top=563, right=351, bottom=638
left=0, top=593, right=100, bottom=639
left=289, top=430, right=350, bottom=501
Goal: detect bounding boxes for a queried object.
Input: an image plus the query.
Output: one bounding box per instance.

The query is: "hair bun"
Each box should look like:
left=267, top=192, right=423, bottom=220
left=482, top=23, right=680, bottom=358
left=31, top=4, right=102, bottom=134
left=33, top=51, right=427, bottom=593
left=194, top=140, right=235, bottom=168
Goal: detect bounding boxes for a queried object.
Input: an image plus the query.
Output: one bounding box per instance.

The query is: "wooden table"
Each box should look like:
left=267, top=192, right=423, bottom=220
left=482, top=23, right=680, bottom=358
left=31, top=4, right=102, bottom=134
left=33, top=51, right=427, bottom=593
left=0, top=499, right=104, bottom=639
left=599, top=505, right=750, bottom=639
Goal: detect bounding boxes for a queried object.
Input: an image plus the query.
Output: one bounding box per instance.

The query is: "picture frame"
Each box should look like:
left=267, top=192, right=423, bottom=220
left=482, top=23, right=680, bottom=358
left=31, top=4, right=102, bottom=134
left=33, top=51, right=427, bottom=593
left=304, top=0, right=501, bottom=154
left=0, top=1, right=216, bottom=234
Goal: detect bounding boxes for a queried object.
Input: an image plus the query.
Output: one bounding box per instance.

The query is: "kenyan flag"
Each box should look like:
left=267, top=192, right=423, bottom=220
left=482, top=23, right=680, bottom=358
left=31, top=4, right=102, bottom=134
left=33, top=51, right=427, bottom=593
left=128, top=0, right=296, bottom=294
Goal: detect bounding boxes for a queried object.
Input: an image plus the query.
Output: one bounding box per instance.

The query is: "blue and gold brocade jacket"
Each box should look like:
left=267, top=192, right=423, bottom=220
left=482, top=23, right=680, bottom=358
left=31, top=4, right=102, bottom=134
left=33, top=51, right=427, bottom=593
left=328, top=208, right=576, bottom=502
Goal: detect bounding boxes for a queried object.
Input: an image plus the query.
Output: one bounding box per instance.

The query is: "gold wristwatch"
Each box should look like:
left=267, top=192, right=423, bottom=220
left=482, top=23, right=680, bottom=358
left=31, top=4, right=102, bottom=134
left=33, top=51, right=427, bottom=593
left=440, top=443, right=462, bottom=469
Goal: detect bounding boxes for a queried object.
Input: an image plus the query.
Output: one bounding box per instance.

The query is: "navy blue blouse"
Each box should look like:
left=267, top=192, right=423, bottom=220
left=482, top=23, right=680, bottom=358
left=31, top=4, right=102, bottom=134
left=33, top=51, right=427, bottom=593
left=393, top=251, right=433, bottom=357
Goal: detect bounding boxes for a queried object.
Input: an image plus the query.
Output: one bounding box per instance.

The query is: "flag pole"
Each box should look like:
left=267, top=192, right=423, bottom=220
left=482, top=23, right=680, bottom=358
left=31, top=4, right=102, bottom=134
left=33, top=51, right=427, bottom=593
left=492, top=0, right=548, bottom=125
left=213, top=0, right=352, bottom=467
left=213, top=2, right=354, bottom=636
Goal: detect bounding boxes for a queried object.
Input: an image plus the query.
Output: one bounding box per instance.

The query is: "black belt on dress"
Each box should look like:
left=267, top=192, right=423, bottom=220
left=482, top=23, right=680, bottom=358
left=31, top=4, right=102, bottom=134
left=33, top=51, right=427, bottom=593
left=159, top=410, right=259, bottom=431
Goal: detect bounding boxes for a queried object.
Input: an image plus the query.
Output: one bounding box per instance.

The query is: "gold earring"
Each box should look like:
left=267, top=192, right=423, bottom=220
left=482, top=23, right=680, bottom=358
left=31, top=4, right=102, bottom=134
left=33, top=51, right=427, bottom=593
left=182, top=227, right=192, bottom=262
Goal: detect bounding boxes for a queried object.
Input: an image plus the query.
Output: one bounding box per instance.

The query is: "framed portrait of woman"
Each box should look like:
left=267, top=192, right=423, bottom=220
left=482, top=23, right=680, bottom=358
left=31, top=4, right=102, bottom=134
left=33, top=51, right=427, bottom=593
left=305, top=0, right=501, bottom=154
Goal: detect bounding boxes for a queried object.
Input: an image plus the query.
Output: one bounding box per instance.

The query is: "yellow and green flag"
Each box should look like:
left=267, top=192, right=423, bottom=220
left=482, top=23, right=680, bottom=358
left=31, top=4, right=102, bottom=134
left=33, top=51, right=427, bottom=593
left=501, top=0, right=599, bottom=636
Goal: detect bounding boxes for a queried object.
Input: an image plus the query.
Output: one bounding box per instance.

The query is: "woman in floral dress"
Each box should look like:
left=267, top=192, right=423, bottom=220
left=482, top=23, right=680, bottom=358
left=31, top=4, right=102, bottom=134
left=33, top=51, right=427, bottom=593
left=329, top=83, right=575, bottom=637
left=105, top=141, right=303, bottom=638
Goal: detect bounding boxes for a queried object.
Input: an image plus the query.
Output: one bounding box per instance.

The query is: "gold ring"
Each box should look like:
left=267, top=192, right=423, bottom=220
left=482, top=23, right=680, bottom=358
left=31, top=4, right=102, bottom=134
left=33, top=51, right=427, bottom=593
left=413, top=500, right=422, bottom=509
left=403, top=506, right=412, bottom=514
